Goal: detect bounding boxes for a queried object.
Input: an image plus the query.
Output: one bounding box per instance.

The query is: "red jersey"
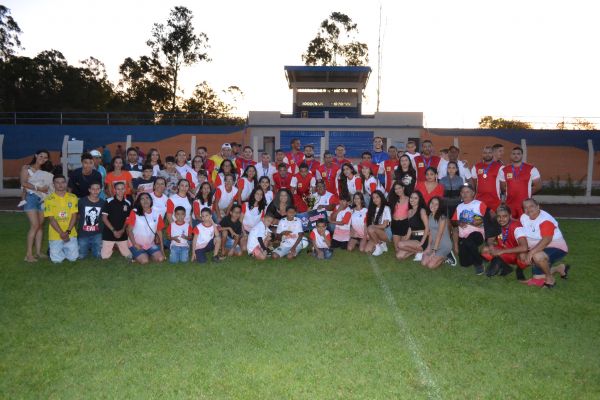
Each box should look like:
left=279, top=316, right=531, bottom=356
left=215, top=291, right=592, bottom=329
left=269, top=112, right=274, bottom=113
left=333, top=158, right=352, bottom=168
left=273, top=172, right=293, bottom=192
left=415, top=181, right=445, bottom=206
left=285, top=151, right=305, bottom=168
left=316, top=163, right=340, bottom=196
left=472, top=161, right=502, bottom=211
left=495, top=220, right=522, bottom=250
left=203, top=159, right=216, bottom=175
left=414, top=155, right=441, bottom=181
left=302, top=158, right=321, bottom=175
left=499, top=163, right=541, bottom=217
left=235, top=158, right=256, bottom=174
left=381, top=158, right=399, bottom=193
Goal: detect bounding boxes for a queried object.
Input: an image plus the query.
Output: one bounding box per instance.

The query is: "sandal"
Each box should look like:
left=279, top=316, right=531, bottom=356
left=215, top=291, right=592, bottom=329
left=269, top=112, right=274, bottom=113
left=560, top=264, right=571, bottom=280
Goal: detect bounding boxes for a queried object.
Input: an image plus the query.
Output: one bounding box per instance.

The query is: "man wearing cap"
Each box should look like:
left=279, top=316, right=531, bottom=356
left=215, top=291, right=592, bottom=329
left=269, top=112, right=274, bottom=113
left=209, top=143, right=233, bottom=172
left=68, top=152, right=103, bottom=198
left=91, top=149, right=107, bottom=200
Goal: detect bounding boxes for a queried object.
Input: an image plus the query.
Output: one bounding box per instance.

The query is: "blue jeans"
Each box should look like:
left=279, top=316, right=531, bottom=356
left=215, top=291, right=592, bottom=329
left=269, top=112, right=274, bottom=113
left=49, top=238, right=79, bottom=263
left=78, top=234, right=102, bottom=259
left=169, top=246, right=189, bottom=263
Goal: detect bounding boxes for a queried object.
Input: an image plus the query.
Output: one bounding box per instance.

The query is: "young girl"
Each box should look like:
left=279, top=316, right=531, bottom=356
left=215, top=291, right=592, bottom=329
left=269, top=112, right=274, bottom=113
left=105, top=156, right=133, bottom=198
left=125, top=192, right=165, bottom=264
left=421, top=197, right=453, bottom=269
left=395, top=191, right=429, bottom=261
left=187, top=155, right=210, bottom=194
left=236, top=165, right=258, bottom=203
left=348, top=192, right=368, bottom=253
left=387, top=182, right=410, bottom=252
left=246, top=214, right=274, bottom=260
left=240, top=187, right=267, bottom=253
left=212, top=174, right=238, bottom=222
left=166, top=179, right=193, bottom=224
left=394, top=154, right=416, bottom=196
left=309, top=219, right=333, bottom=259
left=337, top=163, right=362, bottom=200
left=258, top=176, right=274, bottom=206
left=366, top=190, right=392, bottom=256
left=150, top=177, right=168, bottom=218
left=191, top=207, right=221, bottom=264
left=193, top=181, right=213, bottom=224
left=329, top=195, right=352, bottom=249
left=359, top=162, right=380, bottom=206
left=414, top=167, right=445, bottom=207
left=145, top=148, right=163, bottom=177
left=214, top=159, right=237, bottom=187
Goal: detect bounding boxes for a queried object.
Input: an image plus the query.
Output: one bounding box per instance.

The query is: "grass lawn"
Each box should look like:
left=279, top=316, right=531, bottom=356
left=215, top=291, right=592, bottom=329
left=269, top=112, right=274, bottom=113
left=1, top=212, right=599, bottom=399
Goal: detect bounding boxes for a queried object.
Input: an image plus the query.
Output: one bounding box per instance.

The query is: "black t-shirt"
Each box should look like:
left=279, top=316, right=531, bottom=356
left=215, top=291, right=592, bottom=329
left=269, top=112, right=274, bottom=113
left=68, top=168, right=103, bottom=198
left=77, top=197, right=106, bottom=237
left=132, top=177, right=156, bottom=193
left=395, top=170, right=416, bottom=196
left=219, top=215, right=242, bottom=238
left=124, top=163, right=143, bottom=173
left=101, top=197, right=131, bottom=241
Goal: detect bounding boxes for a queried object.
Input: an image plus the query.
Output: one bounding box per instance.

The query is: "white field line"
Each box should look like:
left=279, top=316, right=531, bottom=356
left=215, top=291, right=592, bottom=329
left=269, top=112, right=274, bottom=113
left=368, top=256, right=442, bottom=400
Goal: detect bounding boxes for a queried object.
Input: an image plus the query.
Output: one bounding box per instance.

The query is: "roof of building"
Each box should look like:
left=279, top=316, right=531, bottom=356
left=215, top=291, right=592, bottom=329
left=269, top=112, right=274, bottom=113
left=284, top=65, right=371, bottom=88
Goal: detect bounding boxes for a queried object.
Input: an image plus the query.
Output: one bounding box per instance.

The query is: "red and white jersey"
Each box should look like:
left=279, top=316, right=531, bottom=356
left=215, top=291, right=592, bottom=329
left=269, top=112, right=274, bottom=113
left=273, top=173, right=293, bottom=192
left=125, top=209, right=165, bottom=250
left=516, top=210, right=568, bottom=252
left=167, top=221, right=192, bottom=248
left=256, top=163, right=277, bottom=183
left=235, top=158, right=256, bottom=175
left=176, top=163, right=195, bottom=184
left=214, top=172, right=237, bottom=187
left=247, top=221, right=270, bottom=254
left=332, top=206, right=352, bottom=242
left=309, top=228, right=331, bottom=249
left=350, top=207, right=368, bottom=239
left=372, top=206, right=392, bottom=225
left=414, top=155, right=441, bottom=181
left=150, top=192, right=168, bottom=217
left=185, top=171, right=199, bottom=190
left=303, top=158, right=321, bottom=175
left=495, top=220, right=522, bottom=250
left=193, top=222, right=217, bottom=249
left=498, top=163, right=541, bottom=204
left=276, top=217, right=304, bottom=247
left=472, top=161, right=502, bottom=211
left=241, top=202, right=265, bottom=232
left=337, top=175, right=363, bottom=197
left=166, top=193, right=192, bottom=223
left=362, top=175, right=381, bottom=196
left=285, top=151, right=305, bottom=168
left=312, top=191, right=339, bottom=214
left=355, top=162, right=379, bottom=177
left=214, top=185, right=238, bottom=214
left=291, top=173, right=316, bottom=195
left=193, top=198, right=212, bottom=220
left=452, top=199, right=487, bottom=238
left=236, top=177, right=255, bottom=202
left=316, top=164, right=340, bottom=196
left=380, top=159, right=399, bottom=193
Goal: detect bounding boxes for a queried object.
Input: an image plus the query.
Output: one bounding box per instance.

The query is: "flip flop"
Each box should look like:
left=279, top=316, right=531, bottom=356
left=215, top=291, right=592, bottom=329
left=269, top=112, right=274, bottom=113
left=560, top=264, right=571, bottom=280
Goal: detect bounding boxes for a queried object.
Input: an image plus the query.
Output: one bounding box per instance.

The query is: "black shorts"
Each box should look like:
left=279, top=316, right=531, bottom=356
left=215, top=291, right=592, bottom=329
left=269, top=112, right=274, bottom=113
left=410, top=234, right=428, bottom=250
left=391, top=219, right=409, bottom=236
left=331, top=239, right=348, bottom=250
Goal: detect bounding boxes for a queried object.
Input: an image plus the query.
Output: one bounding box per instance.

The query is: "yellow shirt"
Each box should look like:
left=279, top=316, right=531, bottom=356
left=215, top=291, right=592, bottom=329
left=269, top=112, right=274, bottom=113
left=208, top=154, right=225, bottom=182
left=44, top=192, right=79, bottom=241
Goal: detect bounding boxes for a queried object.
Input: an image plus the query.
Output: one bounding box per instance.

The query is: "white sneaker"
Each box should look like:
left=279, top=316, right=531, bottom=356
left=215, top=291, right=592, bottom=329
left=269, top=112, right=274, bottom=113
left=380, top=242, right=388, bottom=252
left=17, top=200, right=27, bottom=208
left=372, top=244, right=384, bottom=256
left=413, top=252, right=423, bottom=262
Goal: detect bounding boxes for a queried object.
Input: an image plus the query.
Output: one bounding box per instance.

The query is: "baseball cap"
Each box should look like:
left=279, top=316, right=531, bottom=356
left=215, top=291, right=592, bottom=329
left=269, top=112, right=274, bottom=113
left=90, top=150, right=102, bottom=157
left=221, top=143, right=232, bottom=149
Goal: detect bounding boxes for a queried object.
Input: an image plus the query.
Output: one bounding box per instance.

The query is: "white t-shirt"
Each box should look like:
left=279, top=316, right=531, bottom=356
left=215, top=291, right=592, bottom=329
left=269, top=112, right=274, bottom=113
left=264, top=190, right=274, bottom=206
left=372, top=206, right=392, bottom=225
left=247, top=221, right=270, bottom=253
left=351, top=207, right=368, bottom=238
left=276, top=217, right=304, bottom=248
left=176, top=163, right=195, bottom=183
left=451, top=200, right=487, bottom=238
left=150, top=192, right=168, bottom=217
left=516, top=210, right=568, bottom=252
left=336, top=175, right=362, bottom=197
left=256, top=163, right=277, bottom=184
left=333, top=207, right=352, bottom=242
left=167, top=221, right=192, bottom=248
left=214, top=185, right=238, bottom=215
left=166, top=193, right=192, bottom=223
left=237, top=177, right=255, bottom=202
left=193, top=223, right=217, bottom=249
left=363, top=176, right=381, bottom=196
left=242, top=202, right=265, bottom=232
left=125, top=209, right=164, bottom=250
left=309, top=228, right=331, bottom=249
left=438, top=159, right=472, bottom=180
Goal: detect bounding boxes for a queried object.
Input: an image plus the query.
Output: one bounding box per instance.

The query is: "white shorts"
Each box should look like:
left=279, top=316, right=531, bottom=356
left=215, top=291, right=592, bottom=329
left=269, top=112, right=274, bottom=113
left=273, top=238, right=308, bottom=257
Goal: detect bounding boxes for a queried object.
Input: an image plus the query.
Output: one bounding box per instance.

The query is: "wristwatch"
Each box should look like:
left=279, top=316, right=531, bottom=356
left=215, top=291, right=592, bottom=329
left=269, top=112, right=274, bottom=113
left=65, top=230, right=71, bottom=235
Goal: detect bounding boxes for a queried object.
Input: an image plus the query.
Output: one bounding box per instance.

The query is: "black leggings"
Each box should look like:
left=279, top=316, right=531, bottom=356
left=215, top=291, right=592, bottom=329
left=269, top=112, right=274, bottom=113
left=458, top=232, right=484, bottom=267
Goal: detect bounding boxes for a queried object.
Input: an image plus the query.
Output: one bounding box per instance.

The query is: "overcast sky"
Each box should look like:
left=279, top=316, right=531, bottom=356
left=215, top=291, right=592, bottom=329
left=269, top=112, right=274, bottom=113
left=5, top=0, right=600, bottom=127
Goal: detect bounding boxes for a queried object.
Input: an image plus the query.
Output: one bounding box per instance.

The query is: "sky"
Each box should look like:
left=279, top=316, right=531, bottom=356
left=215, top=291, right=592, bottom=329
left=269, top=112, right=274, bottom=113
left=4, top=0, right=600, bottom=128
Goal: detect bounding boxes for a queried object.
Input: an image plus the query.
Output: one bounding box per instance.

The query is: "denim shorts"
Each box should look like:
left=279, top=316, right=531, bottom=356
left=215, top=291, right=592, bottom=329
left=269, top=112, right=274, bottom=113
left=129, top=244, right=162, bottom=259
left=24, top=192, right=43, bottom=212
left=543, top=247, right=567, bottom=265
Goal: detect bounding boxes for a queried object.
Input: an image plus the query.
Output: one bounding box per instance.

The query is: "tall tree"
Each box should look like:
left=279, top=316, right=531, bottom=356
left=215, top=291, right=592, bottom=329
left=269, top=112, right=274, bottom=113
left=302, top=12, right=369, bottom=66
left=0, top=5, right=22, bottom=61
left=146, top=6, right=209, bottom=112
left=479, top=115, right=532, bottom=129
left=117, top=55, right=171, bottom=112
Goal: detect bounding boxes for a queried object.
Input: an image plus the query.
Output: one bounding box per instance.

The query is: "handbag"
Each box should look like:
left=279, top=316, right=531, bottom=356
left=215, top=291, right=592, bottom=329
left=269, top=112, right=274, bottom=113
left=143, top=214, right=161, bottom=245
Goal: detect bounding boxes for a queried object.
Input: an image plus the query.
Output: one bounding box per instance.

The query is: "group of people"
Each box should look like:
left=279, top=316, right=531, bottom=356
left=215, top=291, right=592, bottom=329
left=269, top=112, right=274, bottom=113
left=20, top=136, right=569, bottom=288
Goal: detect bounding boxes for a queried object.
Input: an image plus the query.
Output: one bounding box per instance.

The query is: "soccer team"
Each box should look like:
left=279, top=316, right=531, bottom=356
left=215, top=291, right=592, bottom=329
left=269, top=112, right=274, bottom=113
left=20, top=137, right=569, bottom=288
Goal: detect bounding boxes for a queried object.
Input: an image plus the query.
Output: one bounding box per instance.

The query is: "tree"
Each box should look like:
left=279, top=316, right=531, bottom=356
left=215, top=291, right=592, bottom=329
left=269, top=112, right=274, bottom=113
left=182, top=82, right=245, bottom=125
left=146, top=6, right=209, bottom=112
left=302, top=12, right=369, bottom=66
left=0, top=5, right=22, bottom=61
left=479, top=115, right=532, bottom=129
left=556, top=118, right=597, bottom=130
left=117, top=55, right=171, bottom=112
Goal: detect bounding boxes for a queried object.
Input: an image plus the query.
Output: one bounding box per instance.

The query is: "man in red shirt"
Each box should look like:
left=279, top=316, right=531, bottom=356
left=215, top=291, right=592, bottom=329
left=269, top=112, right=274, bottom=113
left=414, top=140, right=441, bottom=181
left=302, top=144, right=321, bottom=175
left=380, top=146, right=400, bottom=194
left=316, top=151, right=340, bottom=196
left=273, top=163, right=293, bottom=192
left=492, top=143, right=505, bottom=165
left=285, top=138, right=305, bottom=170
left=333, top=145, right=351, bottom=168
left=274, top=149, right=291, bottom=173
left=235, top=145, right=256, bottom=174
left=499, top=147, right=542, bottom=218
left=472, top=146, right=503, bottom=212
left=290, top=163, right=316, bottom=212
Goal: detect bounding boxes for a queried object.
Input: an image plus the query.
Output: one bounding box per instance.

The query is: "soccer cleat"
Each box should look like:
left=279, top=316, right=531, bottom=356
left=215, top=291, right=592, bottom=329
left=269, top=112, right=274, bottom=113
left=475, top=265, right=485, bottom=275
left=445, top=251, right=458, bottom=266
left=372, top=244, right=384, bottom=257
left=413, top=252, right=423, bottom=262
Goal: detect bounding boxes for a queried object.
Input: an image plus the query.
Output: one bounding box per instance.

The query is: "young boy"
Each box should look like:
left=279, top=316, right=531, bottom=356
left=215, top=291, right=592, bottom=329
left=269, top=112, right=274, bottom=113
left=158, top=156, right=182, bottom=197
left=44, top=175, right=79, bottom=263
left=219, top=204, right=243, bottom=258
left=309, top=219, right=332, bottom=259
left=247, top=213, right=274, bottom=260
left=77, top=181, right=105, bottom=259
left=273, top=205, right=307, bottom=259
left=191, top=207, right=221, bottom=264
left=132, top=164, right=156, bottom=196
left=329, top=195, right=352, bottom=249
left=167, top=206, right=193, bottom=263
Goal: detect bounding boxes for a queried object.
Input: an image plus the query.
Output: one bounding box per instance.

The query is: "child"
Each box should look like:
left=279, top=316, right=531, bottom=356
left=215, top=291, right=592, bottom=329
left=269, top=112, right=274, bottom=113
left=273, top=205, right=307, bottom=259
left=191, top=207, right=221, bottom=264
left=132, top=164, right=156, bottom=197
left=158, top=156, right=182, bottom=197
left=247, top=213, right=274, bottom=260
left=166, top=206, right=192, bottom=263
left=329, top=195, right=352, bottom=249
left=213, top=174, right=238, bottom=222
left=219, top=204, right=243, bottom=258
left=309, top=219, right=332, bottom=259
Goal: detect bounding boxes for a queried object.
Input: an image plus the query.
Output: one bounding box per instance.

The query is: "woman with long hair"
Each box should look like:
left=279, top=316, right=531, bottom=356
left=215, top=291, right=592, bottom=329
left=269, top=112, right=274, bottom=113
left=359, top=162, right=380, bottom=206
left=145, top=148, right=163, bottom=177
left=259, top=176, right=274, bottom=205
left=166, top=178, right=193, bottom=224
left=214, top=159, right=237, bottom=187
left=366, top=190, right=392, bottom=256
left=395, top=191, right=429, bottom=261
left=387, top=182, right=410, bottom=252
left=265, top=188, right=293, bottom=222
left=212, top=174, right=238, bottom=222
left=237, top=165, right=258, bottom=203
left=337, top=163, right=362, bottom=200
left=125, top=192, right=165, bottom=264
left=439, top=161, right=464, bottom=218
left=105, top=156, right=133, bottom=198
left=348, top=192, right=368, bottom=252
left=415, top=167, right=445, bottom=206
left=150, top=177, right=168, bottom=218
left=394, top=154, right=416, bottom=196
left=187, top=155, right=210, bottom=194
left=193, top=181, right=213, bottom=222
left=21, top=149, right=53, bottom=262
left=421, top=197, right=453, bottom=269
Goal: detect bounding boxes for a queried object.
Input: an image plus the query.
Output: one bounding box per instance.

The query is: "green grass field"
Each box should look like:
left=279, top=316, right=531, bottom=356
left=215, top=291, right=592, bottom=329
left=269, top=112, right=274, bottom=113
left=1, top=212, right=599, bottom=399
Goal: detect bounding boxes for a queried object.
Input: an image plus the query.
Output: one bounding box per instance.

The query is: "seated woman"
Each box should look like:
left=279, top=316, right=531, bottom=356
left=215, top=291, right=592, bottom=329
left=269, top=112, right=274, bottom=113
left=329, top=194, right=352, bottom=249
left=421, top=197, right=453, bottom=269
left=366, top=190, right=392, bottom=256
left=240, top=187, right=267, bottom=253
left=387, top=182, right=410, bottom=255
left=265, top=188, right=294, bottom=223
left=480, top=204, right=528, bottom=278
left=125, top=192, right=165, bottom=264
left=452, top=184, right=487, bottom=275
left=395, top=191, right=429, bottom=261
left=348, top=192, right=368, bottom=253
